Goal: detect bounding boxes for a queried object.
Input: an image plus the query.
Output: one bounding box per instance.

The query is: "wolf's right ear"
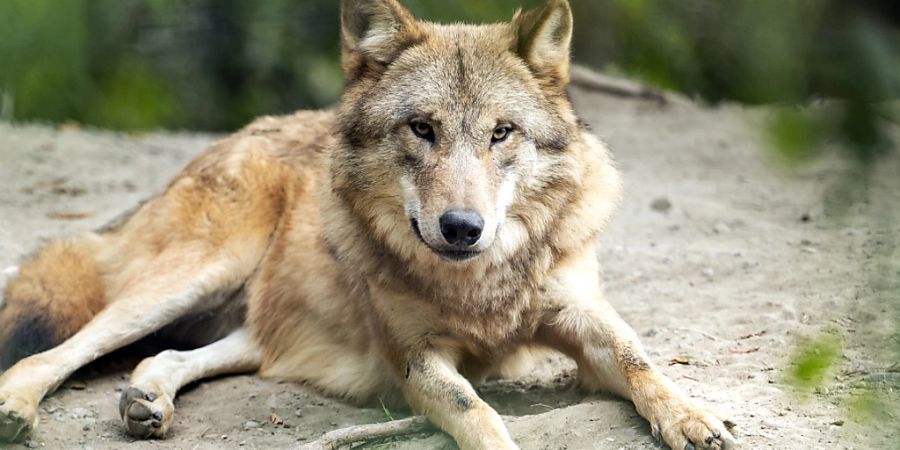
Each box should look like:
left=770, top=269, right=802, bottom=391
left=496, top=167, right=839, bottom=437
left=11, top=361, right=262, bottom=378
left=341, top=0, right=424, bottom=79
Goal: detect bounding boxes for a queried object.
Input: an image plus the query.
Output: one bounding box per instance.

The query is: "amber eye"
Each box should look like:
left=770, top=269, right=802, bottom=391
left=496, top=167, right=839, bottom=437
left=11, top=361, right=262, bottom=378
left=491, top=126, right=512, bottom=144
left=410, top=120, right=435, bottom=142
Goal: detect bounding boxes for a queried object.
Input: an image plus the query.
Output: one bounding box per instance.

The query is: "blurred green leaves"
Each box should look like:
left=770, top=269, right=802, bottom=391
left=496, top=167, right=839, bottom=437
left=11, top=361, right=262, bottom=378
left=89, top=60, right=176, bottom=130
left=787, top=332, right=842, bottom=391
left=766, top=109, right=824, bottom=163
left=0, top=0, right=898, bottom=148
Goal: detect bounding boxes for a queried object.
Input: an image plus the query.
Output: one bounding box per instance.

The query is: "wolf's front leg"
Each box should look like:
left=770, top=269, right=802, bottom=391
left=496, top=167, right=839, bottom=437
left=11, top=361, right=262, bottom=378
left=402, top=351, right=517, bottom=450
left=538, top=250, right=736, bottom=450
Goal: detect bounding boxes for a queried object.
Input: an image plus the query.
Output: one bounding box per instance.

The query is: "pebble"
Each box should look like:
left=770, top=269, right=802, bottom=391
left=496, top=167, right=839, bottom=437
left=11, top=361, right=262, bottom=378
left=702, top=268, right=715, bottom=279
left=651, top=197, right=672, bottom=213
left=24, top=440, right=38, bottom=449
left=243, top=420, right=261, bottom=429
left=713, top=222, right=731, bottom=234
left=70, top=407, right=94, bottom=419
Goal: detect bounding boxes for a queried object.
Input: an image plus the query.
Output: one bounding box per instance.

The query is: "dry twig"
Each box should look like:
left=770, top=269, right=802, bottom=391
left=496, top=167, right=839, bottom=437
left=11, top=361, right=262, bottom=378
left=569, top=65, right=677, bottom=105
left=294, top=416, right=433, bottom=450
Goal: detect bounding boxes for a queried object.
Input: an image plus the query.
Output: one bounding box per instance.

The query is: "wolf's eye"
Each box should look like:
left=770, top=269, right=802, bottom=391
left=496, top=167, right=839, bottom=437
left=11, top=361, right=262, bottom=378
left=491, top=126, right=512, bottom=144
left=410, top=120, right=435, bottom=143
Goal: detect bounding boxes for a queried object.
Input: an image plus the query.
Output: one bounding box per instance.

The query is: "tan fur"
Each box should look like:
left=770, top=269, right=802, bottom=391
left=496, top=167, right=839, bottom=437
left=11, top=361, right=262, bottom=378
left=0, top=1, right=736, bottom=449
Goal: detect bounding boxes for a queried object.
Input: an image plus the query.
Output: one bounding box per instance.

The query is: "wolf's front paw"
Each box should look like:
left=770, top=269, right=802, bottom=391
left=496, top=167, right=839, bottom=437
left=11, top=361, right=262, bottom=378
left=650, top=402, right=736, bottom=450
left=119, top=385, right=174, bottom=439
left=0, top=393, right=38, bottom=442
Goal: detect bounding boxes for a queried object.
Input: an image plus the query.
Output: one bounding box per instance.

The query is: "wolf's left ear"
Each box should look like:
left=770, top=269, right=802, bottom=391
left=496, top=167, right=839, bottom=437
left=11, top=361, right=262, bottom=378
left=513, top=0, right=573, bottom=88
left=341, top=0, right=423, bottom=78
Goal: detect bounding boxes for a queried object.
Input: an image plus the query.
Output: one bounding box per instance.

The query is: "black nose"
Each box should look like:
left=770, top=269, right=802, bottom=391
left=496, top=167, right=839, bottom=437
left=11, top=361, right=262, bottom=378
left=439, top=209, right=484, bottom=247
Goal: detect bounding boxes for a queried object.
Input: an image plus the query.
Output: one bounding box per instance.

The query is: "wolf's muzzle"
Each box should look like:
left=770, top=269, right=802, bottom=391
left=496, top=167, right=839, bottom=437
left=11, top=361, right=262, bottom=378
left=438, top=209, right=483, bottom=247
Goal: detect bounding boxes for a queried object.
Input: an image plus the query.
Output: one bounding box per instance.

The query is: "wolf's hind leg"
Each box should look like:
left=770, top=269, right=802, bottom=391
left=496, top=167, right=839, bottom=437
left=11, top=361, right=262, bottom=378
left=120, top=328, right=262, bottom=438
left=0, top=251, right=245, bottom=443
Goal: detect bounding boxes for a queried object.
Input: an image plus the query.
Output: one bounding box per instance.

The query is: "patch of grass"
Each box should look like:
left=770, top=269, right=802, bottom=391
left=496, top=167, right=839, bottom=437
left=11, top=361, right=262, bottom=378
left=788, top=332, right=842, bottom=391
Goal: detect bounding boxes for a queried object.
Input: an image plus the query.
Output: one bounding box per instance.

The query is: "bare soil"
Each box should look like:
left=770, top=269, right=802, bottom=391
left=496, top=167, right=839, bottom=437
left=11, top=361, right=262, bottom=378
left=1, top=84, right=898, bottom=449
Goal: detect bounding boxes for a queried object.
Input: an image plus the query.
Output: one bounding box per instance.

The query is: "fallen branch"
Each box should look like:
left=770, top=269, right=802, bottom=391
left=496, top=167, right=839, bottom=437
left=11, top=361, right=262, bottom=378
left=294, top=416, right=434, bottom=450
left=569, top=65, right=677, bottom=105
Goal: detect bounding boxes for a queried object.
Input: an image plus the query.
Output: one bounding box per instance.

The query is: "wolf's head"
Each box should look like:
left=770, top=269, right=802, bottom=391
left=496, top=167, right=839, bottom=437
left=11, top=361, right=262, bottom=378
left=334, top=0, right=584, bottom=265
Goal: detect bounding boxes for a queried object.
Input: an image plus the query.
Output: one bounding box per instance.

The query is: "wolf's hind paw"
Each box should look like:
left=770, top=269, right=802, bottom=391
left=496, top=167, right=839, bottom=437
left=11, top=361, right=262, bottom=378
left=119, top=386, right=174, bottom=439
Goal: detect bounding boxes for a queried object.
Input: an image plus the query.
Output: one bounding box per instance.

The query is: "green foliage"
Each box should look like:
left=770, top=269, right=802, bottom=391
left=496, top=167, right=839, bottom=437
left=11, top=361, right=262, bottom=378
left=0, top=0, right=897, bottom=165
left=787, top=332, right=842, bottom=391
left=766, top=109, right=824, bottom=163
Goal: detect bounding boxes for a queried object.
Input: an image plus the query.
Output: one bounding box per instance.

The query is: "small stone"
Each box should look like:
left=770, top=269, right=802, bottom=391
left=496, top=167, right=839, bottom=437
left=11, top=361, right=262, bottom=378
left=269, top=413, right=284, bottom=426
left=644, top=328, right=659, bottom=337
left=713, top=222, right=731, bottom=234
left=830, top=420, right=844, bottom=426
left=702, top=268, right=715, bottom=279
left=82, top=417, right=97, bottom=431
left=70, top=407, right=93, bottom=419
left=295, top=409, right=304, bottom=417
left=650, top=197, right=672, bottom=213
left=24, top=440, right=38, bottom=449
left=243, top=420, right=261, bottom=430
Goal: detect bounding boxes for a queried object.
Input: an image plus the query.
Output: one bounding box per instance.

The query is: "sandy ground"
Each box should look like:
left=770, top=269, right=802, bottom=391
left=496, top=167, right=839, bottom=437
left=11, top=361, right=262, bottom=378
left=1, top=85, right=898, bottom=450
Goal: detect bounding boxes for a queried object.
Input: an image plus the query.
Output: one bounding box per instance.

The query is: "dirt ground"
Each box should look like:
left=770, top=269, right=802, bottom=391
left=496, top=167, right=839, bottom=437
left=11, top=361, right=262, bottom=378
left=1, top=83, right=898, bottom=450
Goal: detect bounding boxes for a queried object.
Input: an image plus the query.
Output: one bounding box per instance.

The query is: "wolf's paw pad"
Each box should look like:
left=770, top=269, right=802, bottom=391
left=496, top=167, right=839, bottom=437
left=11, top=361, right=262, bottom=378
left=119, top=386, right=174, bottom=439
left=0, top=395, right=37, bottom=443
left=652, top=409, right=737, bottom=450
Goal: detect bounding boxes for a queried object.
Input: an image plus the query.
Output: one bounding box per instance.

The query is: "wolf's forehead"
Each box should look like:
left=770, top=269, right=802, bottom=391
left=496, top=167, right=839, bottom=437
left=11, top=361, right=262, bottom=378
left=384, top=32, right=542, bottom=122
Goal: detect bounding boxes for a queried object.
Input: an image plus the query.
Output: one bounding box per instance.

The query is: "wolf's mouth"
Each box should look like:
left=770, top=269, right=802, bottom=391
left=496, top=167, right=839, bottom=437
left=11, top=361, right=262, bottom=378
left=410, top=218, right=482, bottom=262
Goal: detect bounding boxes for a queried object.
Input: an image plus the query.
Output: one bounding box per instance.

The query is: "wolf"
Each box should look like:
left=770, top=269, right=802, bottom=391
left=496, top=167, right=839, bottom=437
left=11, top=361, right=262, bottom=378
left=0, top=1, right=737, bottom=448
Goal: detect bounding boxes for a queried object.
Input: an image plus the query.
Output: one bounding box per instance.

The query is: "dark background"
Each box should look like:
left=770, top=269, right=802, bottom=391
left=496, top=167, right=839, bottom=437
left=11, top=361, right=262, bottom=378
left=0, top=0, right=898, bottom=161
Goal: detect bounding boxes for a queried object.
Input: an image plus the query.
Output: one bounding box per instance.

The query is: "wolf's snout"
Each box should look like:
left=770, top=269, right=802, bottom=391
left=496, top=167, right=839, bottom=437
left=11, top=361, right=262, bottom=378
left=439, top=209, right=483, bottom=247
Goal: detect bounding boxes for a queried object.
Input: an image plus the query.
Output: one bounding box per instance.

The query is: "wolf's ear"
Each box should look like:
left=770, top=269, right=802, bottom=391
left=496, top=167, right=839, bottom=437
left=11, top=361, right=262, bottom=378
left=513, top=0, right=573, bottom=88
left=341, top=0, right=423, bottom=78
